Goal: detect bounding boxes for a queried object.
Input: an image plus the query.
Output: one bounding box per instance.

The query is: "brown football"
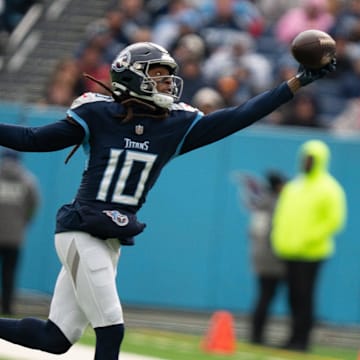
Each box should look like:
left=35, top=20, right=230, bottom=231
left=291, top=29, right=336, bottom=69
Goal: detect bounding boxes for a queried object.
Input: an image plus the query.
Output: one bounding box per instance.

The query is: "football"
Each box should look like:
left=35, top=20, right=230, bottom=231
left=291, top=29, right=336, bottom=69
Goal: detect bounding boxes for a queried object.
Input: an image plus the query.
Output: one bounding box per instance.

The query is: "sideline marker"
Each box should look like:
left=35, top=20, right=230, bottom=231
left=201, top=310, right=236, bottom=354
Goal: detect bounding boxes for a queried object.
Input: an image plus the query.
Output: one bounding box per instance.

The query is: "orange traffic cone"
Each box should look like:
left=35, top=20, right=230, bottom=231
left=357, top=350, right=360, bottom=360
left=201, top=310, right=236, bottom=354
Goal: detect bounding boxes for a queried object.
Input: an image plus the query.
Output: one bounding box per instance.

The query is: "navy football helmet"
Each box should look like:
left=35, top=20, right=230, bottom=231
left=111, top=42, right=183, bottom=108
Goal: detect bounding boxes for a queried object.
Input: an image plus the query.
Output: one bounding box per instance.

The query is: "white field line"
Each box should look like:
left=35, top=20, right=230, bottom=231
left=0, top=339, right=166, bottom=360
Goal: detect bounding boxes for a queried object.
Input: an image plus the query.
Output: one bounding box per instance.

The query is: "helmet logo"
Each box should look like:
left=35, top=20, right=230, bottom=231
left=112, top=51, right=131, bottom=72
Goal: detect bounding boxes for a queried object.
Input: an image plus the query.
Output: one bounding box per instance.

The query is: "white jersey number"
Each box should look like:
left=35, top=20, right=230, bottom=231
left=96, top=149, right=157, bottom=205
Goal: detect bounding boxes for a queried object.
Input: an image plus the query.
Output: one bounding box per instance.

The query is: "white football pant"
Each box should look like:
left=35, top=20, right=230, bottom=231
left=49, top=231, right=123, bottom=343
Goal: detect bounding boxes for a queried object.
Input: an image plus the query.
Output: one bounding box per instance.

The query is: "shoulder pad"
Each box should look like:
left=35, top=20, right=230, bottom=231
left=170, top=102, right=200, bottom=113
left=70, top=92, right=114, bottom=110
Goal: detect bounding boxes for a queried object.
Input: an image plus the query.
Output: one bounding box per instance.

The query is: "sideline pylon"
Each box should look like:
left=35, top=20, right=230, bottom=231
left=201, top=310, right=236, bottom=354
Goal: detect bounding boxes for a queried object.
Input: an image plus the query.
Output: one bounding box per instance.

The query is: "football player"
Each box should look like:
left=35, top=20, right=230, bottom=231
left=0, top=42, right=335, bottom=359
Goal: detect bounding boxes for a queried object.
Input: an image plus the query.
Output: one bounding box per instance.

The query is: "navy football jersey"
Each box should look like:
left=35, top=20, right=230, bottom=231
left=67, top=93, right=201, bottom=212
left=0, top=82, right=293, bottom=241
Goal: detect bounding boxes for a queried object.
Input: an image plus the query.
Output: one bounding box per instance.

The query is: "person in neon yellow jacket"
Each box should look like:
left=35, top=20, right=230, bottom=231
left=271, top=139, right=346, bottom=352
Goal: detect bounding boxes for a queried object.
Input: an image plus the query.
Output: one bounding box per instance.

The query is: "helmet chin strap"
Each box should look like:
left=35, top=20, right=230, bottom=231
left=152, top=93, right=174, bottom=109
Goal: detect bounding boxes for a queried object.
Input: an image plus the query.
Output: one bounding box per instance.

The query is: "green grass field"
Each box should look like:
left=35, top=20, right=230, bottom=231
left=76, top=327, right=358, bottom=360
left=0, top=325, right=357, bottom=360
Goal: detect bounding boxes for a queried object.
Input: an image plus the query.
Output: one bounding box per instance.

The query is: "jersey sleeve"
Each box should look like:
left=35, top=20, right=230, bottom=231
left=66, top=92, right=115, bottom=144
left=179, top=82, right=293, bottom=154
left=0, top=119, right=84, bottom=152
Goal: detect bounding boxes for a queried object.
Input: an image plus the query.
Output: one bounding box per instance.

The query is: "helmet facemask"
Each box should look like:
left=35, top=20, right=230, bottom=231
left=140, top=63, right=183, bottom=108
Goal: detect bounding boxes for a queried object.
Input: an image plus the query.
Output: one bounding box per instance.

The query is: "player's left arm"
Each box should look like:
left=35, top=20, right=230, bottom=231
left=179, top=82, right=293, bottom=154
left=178, top=59, right=336, bottom=154
left=0, top=118, right=85, bottom=152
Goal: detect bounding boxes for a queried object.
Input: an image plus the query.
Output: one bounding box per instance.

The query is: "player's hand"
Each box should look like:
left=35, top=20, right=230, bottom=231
left=296, top=58, right=336, bottom=86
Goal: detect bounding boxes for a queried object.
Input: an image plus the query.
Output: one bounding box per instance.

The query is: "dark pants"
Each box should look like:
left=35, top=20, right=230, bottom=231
left=284, top=260, right=322, bottom=350
left=0, top=245, right=20, bottom=315
left=251, top=275, right=283, bottom=344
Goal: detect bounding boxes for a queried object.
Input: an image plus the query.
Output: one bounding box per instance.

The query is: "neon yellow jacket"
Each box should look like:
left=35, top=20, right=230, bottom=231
left=271, top=140, right=347, bottom=260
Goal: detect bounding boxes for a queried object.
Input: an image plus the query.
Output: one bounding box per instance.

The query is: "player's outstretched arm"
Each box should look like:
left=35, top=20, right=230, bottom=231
left=287, top=58, right=336, bottom=94
left=179, top=58, right=336, bottom=154
left=0, top=119, right=84, bottom=152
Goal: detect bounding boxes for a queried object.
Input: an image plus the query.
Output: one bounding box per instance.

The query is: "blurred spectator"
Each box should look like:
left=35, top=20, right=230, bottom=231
left=41, top=58, right=85, bottom=106
left=117, top=0, right=151, bottom=32
left=42, top=79, right=77, bottom=107
left=329, top=0, right=360, bottom=43
left=75, top=19, right=124, bottom=66
left=76, top=7, right=131, bottom=65
left=151, top=0, right=199, bottom=48
left=256, top=0, right=301, bottom=26
left=326, top=0, right=346, bottom=18
left=236, top=36, right=273, bottom=93
left=128, top=26, right=152, bottom=43
left=199, top=0, right=264, bottom=51
left=264, top=55, right=299, bottom=125
left=327, top=0, right=360, bottom=82
left=53, top=58, right=85, bottom=95
left=106, top=0, right=152, bottom=50
left=331, top=97, right=360, bottom=133
left=178, top=57, right=208, bottom=104
left=104, top=6, right=131, bottom=46
left=145, top=0, right=171, bottom=21
left=167, top=6, right=204, bottom=51
left=192, top=87, right=225, bottom=114
left=274, top=0, right=334, bottom=45
left=47, top=45, right=110, bottom=102
left=76, top=44, right=110, bottom=94
left=233, top=169, right=287, bottom=345
left=214, top=74, right=251, bottom=107
left=325, top=31, right=354, bottom=80
left=203, top=31, right=273, bottom=94
left=171, top=34, right=209, bottom=104
left=273, top=54, right=299, bottom=84
left=0, top=149, right=40, bottom=315
left=171, top=33, right=207, bottom=63
left=339, top=53, right=360, bottom=99
left=280, top=91, right=324, bottom=128
left=271, top=140, right=347, bottom=352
